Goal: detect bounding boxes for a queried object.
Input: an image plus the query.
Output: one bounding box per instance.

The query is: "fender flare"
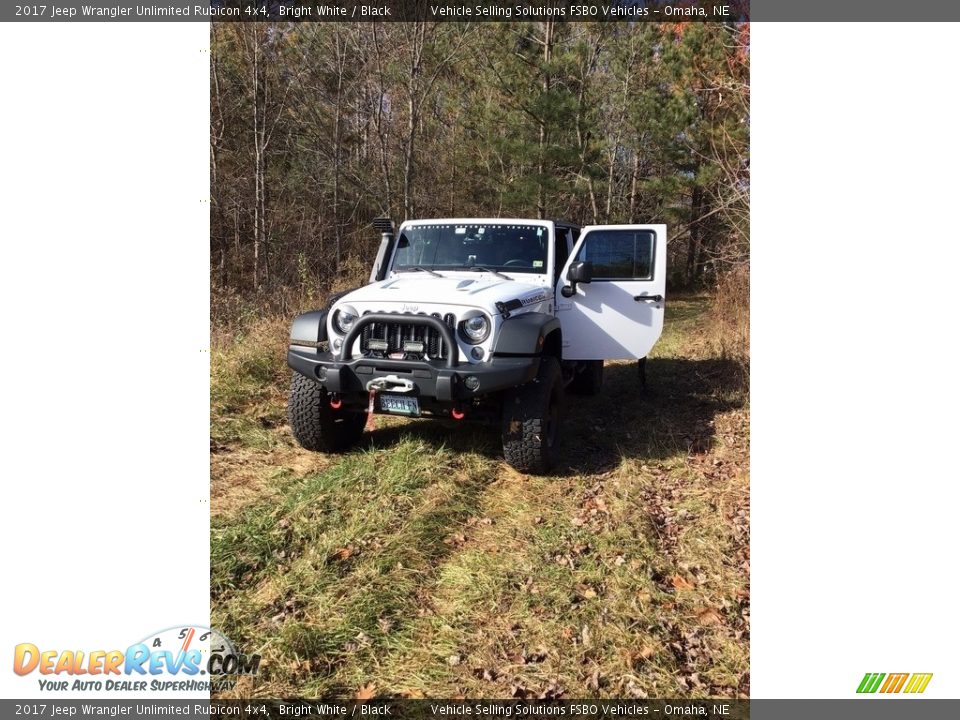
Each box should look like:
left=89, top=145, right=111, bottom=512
left=290, top=310, right=329, bottom=346
left=493, top=312, right=561, bottom=356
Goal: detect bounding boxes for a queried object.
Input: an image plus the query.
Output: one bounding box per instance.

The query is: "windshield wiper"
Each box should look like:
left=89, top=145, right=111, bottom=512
left=468, top=266, right=511, bottom=280
left=406, top=266, right=444, bottom=278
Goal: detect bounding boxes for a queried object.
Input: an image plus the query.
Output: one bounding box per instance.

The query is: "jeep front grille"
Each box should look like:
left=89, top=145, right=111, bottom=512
left=359, top=312, right=457, bottom=361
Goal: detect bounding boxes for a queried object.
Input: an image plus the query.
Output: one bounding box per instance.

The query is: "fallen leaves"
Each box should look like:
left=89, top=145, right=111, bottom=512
left=580, top=625, right=592, bottom=648
left=671, top=574, right=695, bottom=591
left=576, top=585, right=598, bottom=600
left=587, top=668, right=601, bottom=691
left=696, top=608, right=724, bottom=626
left=624, top=645, right=657, bottom=668
left=510, top=680, right=565, bottom=699
left=268, top=595, right=302, bottom=624
left=443, top=533, right=466, bottom=547
left=330, top=546, right=355, bottom=562
left=523, top=648, right=547, bottom=664
left=472, top=666, right=498, bottom=682
left=570, top=483, right=612, bottom=528
left=355, top=683, right=376, bottom=700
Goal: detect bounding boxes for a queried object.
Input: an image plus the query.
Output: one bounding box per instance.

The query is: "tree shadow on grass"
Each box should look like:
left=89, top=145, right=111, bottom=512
left=357, top=357, right=746, bottom=476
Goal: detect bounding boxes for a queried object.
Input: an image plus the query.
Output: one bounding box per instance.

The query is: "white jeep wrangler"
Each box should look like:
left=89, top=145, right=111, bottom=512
left=288, top=218, right=666, bottom=473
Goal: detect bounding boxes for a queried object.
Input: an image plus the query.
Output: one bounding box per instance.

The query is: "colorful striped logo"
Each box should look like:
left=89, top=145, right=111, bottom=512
left=857, top=672, right=933, bottom=694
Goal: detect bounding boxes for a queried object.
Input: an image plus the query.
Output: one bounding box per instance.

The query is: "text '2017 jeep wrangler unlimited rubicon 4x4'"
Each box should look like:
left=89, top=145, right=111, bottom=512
left=288, top=218, right=666, bottom=473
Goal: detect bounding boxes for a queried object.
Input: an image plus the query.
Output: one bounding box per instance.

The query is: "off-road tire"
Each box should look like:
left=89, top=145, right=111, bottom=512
left=568, top=360, right=604, bottom=395
left=288, top=372, right=367, bottom=452
left=501, top=357, right=563, bottom=474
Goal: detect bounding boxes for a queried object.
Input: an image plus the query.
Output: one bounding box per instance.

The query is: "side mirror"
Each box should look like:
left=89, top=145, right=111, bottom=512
left=561, top=261, right=593, bottom=297
left=567, top=261, right=593, bottom=284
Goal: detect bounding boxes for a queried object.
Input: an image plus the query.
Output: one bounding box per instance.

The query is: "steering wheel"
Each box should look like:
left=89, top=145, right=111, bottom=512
left=504, top=259, right=530, bottom=267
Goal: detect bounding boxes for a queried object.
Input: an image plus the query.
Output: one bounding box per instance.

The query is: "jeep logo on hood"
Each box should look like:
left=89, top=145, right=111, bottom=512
left=402, top=304, right=420, bottom=312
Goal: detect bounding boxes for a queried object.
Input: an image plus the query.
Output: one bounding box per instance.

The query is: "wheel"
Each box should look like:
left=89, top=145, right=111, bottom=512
left=568, top=360, right=604, bottom=395
left=501, top=357, right=563, bottom=474
left=288, top=372, right=367, bottom=452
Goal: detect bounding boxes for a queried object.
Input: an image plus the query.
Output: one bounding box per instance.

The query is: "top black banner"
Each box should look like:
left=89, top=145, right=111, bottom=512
left=7, top=0, right=748, bottom=22
left=5, top=0, right=960, bottom=21
left=7, top=0, right=960, bottom=22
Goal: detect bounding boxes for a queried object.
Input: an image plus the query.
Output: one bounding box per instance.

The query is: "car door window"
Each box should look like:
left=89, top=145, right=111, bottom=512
left=575, top=229, right=655, bottom=280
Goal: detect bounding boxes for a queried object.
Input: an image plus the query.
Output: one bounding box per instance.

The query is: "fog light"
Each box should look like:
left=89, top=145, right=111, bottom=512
left=333, top=338, right=343, bottom=351
left=403, top=340, right=425, bottom=353
left=464, top=375, right=480, bottom=391
left=471, top=347, right=485, bottom=360
left=318, top=367, right=327, bottom=380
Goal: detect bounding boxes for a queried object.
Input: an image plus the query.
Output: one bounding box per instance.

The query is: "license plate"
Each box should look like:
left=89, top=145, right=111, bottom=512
left=378, top=394, right=420, bottom=416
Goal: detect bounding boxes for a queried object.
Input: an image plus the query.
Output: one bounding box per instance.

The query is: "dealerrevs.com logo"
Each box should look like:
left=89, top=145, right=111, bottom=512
left=13, top=626, right=260, bottom=693
left=857, top=672, right=933, bottom=694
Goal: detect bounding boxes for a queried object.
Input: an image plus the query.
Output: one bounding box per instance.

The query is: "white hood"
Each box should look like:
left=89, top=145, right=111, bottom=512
left=339, top=273, right=551, bottom=315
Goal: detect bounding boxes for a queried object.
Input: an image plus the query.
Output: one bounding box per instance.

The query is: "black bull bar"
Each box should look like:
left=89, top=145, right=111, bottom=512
left=339, top=312, right=459, bottom=368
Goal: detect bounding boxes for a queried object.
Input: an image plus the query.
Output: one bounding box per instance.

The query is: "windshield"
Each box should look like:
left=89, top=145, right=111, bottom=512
left=392, top=223, right=549, bottom=275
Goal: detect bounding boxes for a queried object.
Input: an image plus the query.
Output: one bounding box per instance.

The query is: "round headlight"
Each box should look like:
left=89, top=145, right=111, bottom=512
left=333, top=307, right=357, bottom=335
left=459, top=314, right=490, bottom=344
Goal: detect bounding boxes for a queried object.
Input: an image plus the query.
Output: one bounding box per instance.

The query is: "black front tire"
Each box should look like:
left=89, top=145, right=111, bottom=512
left=568, top=360, right=604, bottom=395
left=501, top=357, right=563, bottom=474
left=288, top=372, right=367, bottom=452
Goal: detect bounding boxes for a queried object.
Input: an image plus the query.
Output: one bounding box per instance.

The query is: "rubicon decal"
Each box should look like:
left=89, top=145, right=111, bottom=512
left=857, top=672, right=933, bottom=694
left=12, top=626, right=259, bottom=693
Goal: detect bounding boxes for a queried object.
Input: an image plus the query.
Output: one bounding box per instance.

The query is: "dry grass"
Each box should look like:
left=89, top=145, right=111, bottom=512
left=707, top=268, right=750, bottom=376
left=210, top=295, right=749, bottom=698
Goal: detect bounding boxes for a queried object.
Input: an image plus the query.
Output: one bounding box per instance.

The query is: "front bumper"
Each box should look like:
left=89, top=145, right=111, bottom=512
left=288, top=347, right=539, bottom=401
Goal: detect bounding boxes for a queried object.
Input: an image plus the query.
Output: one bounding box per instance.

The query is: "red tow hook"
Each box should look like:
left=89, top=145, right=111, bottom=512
left=451, top=406, right=466, bottom=421
left=329, top=393, right=342, bottom=409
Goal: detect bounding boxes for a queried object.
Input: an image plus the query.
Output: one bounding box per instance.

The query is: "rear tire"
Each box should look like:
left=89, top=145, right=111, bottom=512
left=288, top=372, right=366, bottom=452
left=501, top=357, right=563, bottom=474
left=568, top=360, right=604, bottom=395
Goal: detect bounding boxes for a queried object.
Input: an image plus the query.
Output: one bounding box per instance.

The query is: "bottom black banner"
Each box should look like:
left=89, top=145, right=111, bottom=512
left=3, top=699, right=959, bottom=720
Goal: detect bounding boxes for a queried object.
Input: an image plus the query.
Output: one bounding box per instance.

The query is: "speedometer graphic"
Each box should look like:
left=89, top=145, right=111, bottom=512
left=136, top=625, right=239, bottom=676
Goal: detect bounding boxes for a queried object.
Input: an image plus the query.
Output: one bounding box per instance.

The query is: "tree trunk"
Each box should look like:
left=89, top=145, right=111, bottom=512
left=687, top=184, right=704, bottom=287
left=333, top=26, right=344, bottom=269
left=403, top=94, right=416, bottom=219
left=402, top=23, right=425, bottom=220
left=575, top=68, right=598, bottom=224
left=252, top=28, right=262, bottom=292
left=536, top=20, right=554, bottom=220
left=604, top=142, right=617, bottom=222
left=371, top=26, right=394, bottom=217
left=628, top=151, right=640, bottom=223
left=210, top=48, right=226, bottom=287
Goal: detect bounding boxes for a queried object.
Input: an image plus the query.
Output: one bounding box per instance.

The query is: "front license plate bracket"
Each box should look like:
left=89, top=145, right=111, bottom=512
left=378, top=394, right=420, bottom=416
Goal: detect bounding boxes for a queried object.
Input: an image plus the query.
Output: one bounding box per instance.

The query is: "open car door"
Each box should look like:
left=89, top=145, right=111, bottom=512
left=555, top=224, right=666, bottom=360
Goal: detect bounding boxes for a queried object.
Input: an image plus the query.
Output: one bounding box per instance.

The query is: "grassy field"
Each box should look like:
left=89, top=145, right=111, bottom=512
left=210, top=296, right=749, bottom=699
